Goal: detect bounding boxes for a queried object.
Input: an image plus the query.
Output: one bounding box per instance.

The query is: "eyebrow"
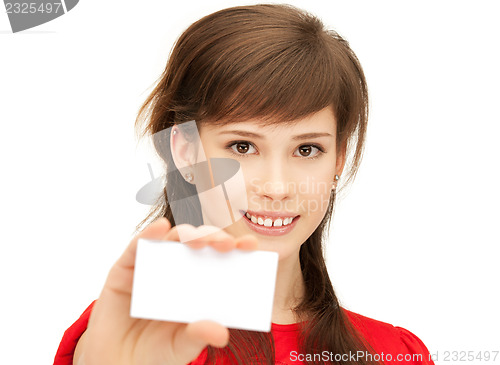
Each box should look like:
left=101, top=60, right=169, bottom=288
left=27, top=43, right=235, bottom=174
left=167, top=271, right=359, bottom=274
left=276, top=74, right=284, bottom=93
left=218, top=130, right=333, bottom=140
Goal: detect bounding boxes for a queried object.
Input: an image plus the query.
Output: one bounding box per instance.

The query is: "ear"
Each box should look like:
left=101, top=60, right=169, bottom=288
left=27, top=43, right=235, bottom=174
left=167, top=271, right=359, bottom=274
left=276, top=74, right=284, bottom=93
left=170, top=125, right=199, bottom=182
left=336, top=140, right=347, bottom=177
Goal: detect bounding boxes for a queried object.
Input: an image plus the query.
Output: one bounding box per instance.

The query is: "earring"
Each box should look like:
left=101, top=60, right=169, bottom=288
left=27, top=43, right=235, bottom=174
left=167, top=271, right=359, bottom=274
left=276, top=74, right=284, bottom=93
left=173, top=129, right=177, bottom=135
left=184, top=172, right=194, bottom=183
left=332, top=175, right=340, bottom=191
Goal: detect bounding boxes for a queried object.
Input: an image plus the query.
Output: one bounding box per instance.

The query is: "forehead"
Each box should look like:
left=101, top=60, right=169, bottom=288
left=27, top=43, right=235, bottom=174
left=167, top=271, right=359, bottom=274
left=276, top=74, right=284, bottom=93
left=200, top=106, right=336, bottom=136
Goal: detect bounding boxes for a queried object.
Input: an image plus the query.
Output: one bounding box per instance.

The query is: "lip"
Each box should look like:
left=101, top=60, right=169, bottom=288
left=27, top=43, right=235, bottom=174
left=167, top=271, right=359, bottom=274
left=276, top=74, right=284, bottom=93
left=243, top=210, right=300, bottom=220
left=241, top=210, right=300, bottom=236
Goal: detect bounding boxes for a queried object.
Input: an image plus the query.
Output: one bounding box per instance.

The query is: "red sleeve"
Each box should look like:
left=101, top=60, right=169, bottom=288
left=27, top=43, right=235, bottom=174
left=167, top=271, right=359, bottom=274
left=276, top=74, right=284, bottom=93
left=396, top=327, right=435, bottom=365
left=53, top=301, right=96, bottom=365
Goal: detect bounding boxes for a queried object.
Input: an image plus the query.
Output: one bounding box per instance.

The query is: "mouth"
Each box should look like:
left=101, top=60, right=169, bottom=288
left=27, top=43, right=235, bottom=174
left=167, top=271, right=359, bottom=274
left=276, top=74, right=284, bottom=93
left=239, top=210, right=300, bottom=236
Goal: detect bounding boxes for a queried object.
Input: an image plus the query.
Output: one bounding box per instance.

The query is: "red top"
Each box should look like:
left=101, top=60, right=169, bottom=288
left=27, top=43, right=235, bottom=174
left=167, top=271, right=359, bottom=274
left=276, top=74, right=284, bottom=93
left=54, top=301, right=434, bottom=365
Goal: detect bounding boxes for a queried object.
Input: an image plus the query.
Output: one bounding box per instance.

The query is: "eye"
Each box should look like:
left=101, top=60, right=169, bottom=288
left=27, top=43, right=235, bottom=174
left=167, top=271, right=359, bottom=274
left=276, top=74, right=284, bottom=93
left=225, top=141, right=325, bottom=159
left=228, top=141, right=257, bottom=156
left=294, top=145, right=323, bottom=159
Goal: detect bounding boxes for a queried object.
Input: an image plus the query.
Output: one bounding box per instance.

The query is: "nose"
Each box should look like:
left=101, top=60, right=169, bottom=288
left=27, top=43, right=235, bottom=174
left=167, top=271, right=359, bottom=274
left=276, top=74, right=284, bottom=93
left=252, top=159, right=292, bottom=202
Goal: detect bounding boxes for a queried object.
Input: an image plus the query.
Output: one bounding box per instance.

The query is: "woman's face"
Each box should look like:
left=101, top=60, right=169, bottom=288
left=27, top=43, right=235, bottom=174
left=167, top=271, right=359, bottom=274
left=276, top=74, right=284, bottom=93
left=191, top=106, right=344, bottom=260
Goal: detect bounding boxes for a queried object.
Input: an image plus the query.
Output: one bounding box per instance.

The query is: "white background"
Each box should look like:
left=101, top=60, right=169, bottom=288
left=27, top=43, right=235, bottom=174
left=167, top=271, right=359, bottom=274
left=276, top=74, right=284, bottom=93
left=1, top=0, right=499, bottom=364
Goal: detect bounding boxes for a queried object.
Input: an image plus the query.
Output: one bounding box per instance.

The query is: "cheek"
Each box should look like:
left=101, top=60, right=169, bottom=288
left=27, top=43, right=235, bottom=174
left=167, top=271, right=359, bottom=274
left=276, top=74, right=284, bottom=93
left=299, top=192, right=331, bottom=218
left=298, top=172, right=333, bottom=194
left=298, top=174, right=334, bottom=215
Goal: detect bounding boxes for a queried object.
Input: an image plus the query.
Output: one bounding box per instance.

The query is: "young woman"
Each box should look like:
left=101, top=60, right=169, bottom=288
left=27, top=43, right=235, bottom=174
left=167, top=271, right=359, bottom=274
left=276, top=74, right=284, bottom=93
left=54, top=4, right=435, bottom=365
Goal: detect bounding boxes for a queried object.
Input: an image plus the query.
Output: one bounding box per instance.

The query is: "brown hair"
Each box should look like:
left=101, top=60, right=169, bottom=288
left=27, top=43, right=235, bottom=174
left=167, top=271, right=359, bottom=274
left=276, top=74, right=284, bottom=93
left=133, top=4, right=379, bottom=365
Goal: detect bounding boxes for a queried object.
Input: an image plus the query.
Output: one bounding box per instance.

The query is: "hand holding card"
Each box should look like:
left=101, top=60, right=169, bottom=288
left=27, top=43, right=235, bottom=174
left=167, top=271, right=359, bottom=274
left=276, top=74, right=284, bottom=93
left=73, top=218, right=265, bottom=365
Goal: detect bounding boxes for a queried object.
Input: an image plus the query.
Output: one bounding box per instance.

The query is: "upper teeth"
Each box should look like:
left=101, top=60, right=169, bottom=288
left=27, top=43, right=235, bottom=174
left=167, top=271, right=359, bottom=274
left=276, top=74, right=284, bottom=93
left=245, top=212, right=295, bottom=227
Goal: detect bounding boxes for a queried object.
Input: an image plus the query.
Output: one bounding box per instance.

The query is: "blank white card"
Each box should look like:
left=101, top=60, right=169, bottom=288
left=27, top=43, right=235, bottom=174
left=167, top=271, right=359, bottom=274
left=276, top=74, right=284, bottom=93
left=130, top=238, right=279, bottom=332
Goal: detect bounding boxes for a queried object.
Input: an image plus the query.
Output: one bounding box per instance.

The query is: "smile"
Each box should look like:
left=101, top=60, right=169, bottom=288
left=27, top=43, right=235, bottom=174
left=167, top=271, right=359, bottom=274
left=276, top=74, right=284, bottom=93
left=245, top=212, right=295, bottom=227
left=240, top=210, right=300, bottom=236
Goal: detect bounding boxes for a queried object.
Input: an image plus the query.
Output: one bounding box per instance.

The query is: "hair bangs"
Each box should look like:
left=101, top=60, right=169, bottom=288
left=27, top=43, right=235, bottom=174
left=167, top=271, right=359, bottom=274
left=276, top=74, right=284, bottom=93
left=205, top=50, right=337, bottom=127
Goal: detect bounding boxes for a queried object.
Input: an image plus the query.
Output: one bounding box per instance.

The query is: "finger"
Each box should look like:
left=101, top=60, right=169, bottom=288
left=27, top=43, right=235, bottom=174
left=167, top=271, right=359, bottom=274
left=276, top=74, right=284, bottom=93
left=174, top=225, right=235, bottom=251
left=186, top=320, right=229, bottom=348
left=235, top=234, right=259, bottom=251
left=189, top=227, right=235, bottom=252
left=163, top=223, right=198, bottom=243
left=171, top=320, right=229, bottom=363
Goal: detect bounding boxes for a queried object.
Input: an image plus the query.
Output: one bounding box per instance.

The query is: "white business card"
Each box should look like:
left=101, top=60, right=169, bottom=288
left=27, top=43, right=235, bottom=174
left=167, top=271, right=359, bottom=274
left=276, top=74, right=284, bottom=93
left=130, top=238, right=279, bottom=332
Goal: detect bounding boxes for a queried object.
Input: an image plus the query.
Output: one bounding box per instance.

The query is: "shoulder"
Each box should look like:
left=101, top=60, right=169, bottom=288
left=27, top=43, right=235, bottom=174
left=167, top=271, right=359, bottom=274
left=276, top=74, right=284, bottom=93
left=342, top=308, right=435, bottom=364
left=343, top=308, right=400, bottom=339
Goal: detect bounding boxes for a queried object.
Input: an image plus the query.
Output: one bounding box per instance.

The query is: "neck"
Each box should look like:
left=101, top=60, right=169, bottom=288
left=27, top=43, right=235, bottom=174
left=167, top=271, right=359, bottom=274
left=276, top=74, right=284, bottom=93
left=271, top=250, right=305, bottom=324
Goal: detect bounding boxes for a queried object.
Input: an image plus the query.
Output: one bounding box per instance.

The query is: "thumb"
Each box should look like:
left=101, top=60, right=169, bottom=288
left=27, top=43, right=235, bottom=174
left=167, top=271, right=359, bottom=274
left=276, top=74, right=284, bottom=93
left=171, top=320, right=229, bottom=363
